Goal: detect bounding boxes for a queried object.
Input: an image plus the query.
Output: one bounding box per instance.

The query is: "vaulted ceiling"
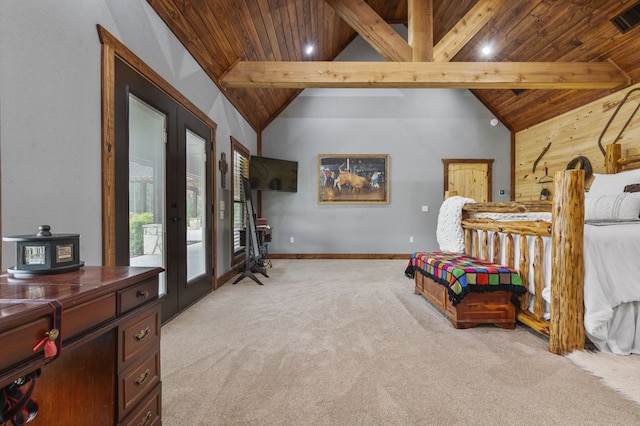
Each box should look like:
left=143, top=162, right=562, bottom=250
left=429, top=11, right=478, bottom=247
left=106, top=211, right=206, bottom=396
left=147, top=0, right=640, bottom=133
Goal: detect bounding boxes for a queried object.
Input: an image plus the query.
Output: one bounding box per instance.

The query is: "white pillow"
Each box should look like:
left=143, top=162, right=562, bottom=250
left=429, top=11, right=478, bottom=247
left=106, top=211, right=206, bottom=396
left=588, top=168, right=640, bottom=196
left=584, top=193, right=640, bottom=220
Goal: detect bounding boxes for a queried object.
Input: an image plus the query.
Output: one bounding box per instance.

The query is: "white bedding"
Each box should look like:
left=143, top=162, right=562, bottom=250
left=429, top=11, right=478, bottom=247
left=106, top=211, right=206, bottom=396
left=583, top=223, right=640, bottom=355
left=466, top=212, right=640, bottom=355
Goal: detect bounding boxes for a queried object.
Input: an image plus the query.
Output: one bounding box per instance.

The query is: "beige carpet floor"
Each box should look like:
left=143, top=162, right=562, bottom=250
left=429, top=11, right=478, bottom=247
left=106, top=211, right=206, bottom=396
left=161, top=259, right=640, bottom=425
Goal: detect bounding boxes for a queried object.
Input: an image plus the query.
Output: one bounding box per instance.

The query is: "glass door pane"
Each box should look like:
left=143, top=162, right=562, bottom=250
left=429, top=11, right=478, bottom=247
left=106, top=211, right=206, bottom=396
left=186, top=130, right=206, bottom=281
left=128, top=94, right=167, bottom=295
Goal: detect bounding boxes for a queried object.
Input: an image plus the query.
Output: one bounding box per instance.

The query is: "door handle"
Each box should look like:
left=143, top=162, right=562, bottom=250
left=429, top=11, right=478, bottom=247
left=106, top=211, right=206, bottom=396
left=170, top=216, right=181, bottom=222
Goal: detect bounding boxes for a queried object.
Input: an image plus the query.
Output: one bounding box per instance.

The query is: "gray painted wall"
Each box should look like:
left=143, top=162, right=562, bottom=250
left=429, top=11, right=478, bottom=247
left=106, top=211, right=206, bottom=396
left=0, top=6, right=509, bottom=273
left=0, top=0, right=255, bottom=273
left=261, top=28, right=512, bottom=255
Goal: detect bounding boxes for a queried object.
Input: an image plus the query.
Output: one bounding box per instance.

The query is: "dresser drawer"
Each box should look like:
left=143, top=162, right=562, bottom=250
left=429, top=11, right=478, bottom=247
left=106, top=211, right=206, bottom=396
left=1, top=294, right=116, bottom=375
left=0, top=316, right=49, bottom=374
left=117, top=277, right=158, bottom=315
left=118, top=349, right=160, bottom=419
left=64, top=293, right=116, bottom=338
left=118, top=382, right=161, bottom=426
left=118, top=303, right=160, bottom=368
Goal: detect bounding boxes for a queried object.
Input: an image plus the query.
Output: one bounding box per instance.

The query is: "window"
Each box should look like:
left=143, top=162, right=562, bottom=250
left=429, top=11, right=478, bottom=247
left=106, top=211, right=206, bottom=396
left=231, top=137, right=250, bottom=262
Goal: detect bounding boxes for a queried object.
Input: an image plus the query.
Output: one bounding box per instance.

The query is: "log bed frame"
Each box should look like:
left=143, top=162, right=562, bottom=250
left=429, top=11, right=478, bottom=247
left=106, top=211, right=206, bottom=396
left=459, top=144, right=640, bottom=355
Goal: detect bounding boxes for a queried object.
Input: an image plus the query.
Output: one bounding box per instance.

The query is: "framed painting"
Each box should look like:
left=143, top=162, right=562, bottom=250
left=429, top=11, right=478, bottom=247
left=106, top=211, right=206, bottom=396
left=318, top=154, right=389, bottom=204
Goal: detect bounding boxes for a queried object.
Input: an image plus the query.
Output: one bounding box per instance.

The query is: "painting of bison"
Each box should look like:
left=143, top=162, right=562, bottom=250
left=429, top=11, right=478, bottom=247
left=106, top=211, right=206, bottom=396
left=318, top=154, right=389, bottom=204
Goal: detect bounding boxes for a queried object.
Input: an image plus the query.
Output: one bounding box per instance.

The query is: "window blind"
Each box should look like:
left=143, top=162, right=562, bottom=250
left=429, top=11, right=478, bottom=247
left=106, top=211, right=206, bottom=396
left=233, top=147, right=249, bottom=254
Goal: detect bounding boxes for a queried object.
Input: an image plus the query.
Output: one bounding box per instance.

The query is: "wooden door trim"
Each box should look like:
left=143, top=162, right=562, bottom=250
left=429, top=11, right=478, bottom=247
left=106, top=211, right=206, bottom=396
left=442, top=158, right=494, bottom=202
left=98, top=25, right=217, bottom=289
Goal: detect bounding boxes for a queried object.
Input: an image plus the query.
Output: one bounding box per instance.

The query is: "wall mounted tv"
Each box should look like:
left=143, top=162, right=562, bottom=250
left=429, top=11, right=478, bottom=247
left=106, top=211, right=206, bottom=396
left=249, top=155, right=298, bottom=192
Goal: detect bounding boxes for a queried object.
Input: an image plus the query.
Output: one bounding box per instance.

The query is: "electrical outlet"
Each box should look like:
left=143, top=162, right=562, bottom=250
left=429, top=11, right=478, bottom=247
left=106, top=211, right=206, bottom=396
left=421, top=205, right=429, bottom=212
left=289, top=236, right=295, bottom=244
left=409, top=236, right=414, bottom=243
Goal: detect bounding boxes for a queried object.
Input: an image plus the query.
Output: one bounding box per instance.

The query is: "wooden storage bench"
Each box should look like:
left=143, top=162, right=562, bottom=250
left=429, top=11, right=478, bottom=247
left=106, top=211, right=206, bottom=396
left=405, top=252, right=526, bottom=330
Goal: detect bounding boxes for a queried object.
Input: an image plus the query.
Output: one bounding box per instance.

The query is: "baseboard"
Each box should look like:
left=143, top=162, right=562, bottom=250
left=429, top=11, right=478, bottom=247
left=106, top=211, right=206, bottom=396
left=268, top=253, right=411, bottom=260
left=216, top=264, right=243, bottom=289
left=216, top=254, right=410, bottom=287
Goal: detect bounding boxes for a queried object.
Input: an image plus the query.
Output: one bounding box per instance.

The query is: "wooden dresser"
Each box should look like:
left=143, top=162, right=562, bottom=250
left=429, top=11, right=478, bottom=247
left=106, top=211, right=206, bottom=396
left=0, top=266, right=163, bottom=426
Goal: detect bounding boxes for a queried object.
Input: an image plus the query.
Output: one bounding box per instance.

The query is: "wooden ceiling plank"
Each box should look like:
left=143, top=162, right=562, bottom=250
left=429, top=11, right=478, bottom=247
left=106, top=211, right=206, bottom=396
left=273, top=0, right=299, bottom=61
left=470, top=1, right=634, bottom=132
left=304, top=0, right=316, bottom=49
left=479, top=1, right=618, bottom=64
left=220, top=60, right=628, bottom=89
left=296, top=0, right=313, bottom=57
left=263, top=0, right=290, bottom=61
left=456, top=1, right=541, bottom=62
left=324, top=0, right=413, bottom=62
left=227, top=1, right=268, bottom=61
left=408, top=0, right=434, bottom=62
left=433, top=1, right=477, bottom=44
left=320, top=1, right=334, bottom=59
left=186, top=0, right=243, bottom=67
left=434, top=0, right=507, bottom=62
left=286, top=0, right=304, bottom=61
left=147, top=0, right=226, bottom=71
left=249, top=0, right=279, bottom=61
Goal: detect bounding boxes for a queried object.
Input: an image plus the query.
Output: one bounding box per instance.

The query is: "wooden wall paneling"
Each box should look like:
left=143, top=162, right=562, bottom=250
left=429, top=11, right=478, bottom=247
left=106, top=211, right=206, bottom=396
left=515, top=81, right=640, bottom=200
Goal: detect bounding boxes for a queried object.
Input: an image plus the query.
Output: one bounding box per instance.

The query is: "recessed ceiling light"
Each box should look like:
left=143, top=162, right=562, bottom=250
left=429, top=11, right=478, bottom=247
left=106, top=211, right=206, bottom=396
left=304, top=44, right=314, bottom=56
left=481, top=45, right=492, bottom=56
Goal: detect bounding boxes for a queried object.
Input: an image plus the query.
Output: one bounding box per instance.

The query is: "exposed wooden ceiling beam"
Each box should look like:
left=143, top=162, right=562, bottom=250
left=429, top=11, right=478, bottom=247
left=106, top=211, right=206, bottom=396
left=220, top=60, right=629, bottom=90
left=434, top=0, right=507, bottom=62
left=324, top=0, right=412, bottom=62
left=326, top=0, right=504, bottom=63
left=408, top=0, right=433, bottom=62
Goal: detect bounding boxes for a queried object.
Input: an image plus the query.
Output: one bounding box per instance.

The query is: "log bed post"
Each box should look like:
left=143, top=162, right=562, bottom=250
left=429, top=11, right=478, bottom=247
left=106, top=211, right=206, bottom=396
left=605, top=143, right=622, bottom=174
left=549, top=169, right=585, bottom=355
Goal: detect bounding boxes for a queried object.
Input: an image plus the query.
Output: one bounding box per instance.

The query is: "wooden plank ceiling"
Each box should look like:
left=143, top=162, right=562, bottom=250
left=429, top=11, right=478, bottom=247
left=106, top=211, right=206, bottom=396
left=147, top=0, right=640, bottom=133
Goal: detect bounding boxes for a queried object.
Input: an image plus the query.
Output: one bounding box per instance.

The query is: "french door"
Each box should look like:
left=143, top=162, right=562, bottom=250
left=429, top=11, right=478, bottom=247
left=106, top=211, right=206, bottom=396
left=115, top=58, right=212, bottom=322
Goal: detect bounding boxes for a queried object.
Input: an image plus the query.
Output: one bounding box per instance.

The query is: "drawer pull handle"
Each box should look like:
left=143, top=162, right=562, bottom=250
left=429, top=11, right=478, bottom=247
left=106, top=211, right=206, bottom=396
left=135, top=368, right=150, bottom=385
left=134, top=327, right=151, bottom=341
left=137, top=411, right=153, bottom=426
left=137, top=290, right=150, bottom=299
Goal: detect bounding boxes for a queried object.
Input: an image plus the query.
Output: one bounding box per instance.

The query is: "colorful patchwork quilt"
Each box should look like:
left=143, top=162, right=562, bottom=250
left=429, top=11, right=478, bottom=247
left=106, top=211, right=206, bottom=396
left=405, top=251, right=526, bottom=305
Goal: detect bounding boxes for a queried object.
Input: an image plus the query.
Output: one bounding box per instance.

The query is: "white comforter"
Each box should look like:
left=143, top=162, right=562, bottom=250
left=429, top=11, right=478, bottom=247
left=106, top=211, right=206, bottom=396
left=583, top=223, right=640, bottom=355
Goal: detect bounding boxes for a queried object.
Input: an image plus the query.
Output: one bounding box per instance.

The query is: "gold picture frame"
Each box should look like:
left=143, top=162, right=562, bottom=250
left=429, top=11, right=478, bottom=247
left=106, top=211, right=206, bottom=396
left=318, top=154, right=389, bottom=204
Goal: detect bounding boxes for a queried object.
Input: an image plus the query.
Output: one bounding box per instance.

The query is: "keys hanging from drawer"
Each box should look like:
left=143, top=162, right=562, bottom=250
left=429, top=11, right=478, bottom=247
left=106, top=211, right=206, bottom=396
left=32, top=328, right=60, bottom=359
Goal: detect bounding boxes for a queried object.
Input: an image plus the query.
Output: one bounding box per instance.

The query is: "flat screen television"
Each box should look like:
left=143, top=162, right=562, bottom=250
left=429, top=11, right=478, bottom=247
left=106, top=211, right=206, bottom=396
left=249, top=155, right=298, bottom=192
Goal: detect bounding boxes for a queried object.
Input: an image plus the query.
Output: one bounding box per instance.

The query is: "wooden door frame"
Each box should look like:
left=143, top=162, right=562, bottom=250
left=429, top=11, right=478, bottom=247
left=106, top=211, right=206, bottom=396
left=98, top=25, right=218, bottom=289
left=442, top=158, right=494, bottom=202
